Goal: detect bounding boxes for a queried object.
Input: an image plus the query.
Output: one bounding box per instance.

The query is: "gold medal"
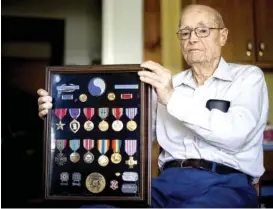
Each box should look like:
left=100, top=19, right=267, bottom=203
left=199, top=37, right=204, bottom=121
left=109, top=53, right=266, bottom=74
left=125, top=156, right=137, bottom=168
left=79, top=94, right=87, bottom=102
left=112, top=120, right=123, bottom=132
left=85, top=172, right=106, bottom=193
left=84, top=120, right=94, bottom=131
left=126, top=120, right=137, bottom=131
left=84, top=152, right=94, bottom=163
left=98, top=120, right=109, bottom=131
left=98, top=155, right=109, bottom=167
left=111, top=139, right=122, bottom=164
left=107, top=92, right=115, bottom=101
left=111, top=152, right=122, bottom=164
left=70, top=152, right=80, bottom=163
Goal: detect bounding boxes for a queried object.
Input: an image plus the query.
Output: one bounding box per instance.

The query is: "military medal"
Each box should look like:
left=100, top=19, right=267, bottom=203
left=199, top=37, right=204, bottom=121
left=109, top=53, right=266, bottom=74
left=55, top=108, right=67, bottom=130
left=107, top=92, right=116, bottom=101
left=55, top=139, right=68, bottom=166
left=88, top=77, right=106, bottom=97
left=97, top=139, right=110, bottom=167
left=79, top=94, right=87, bottom=102
left=111, top=139, right=122, bottom=164
left=69, top=108, right=81, bottom=133
left=98, top=107, right=109, bottom=132
left=83, top=139, right=95, bottom=163
left=83, top=108, right=95, bottom=131
left=125, top=139, right=138, bottom=169
left=126, top=108, right=138, bottom=131
left=85, top=172, right=106, bottom=193
left=60, top=172, right=69, bottom=186
left=69, top=139, right=80, bottom=163
left=72, top=172, right=81, bottom=186
left=112, top=108, right=123, bottom=132
left=110, top=180, right=119, bottom=190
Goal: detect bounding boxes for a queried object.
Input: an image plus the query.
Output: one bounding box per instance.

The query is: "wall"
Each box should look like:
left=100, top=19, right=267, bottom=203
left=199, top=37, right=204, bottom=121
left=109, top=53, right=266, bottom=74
left=264, top=73, right=273, bottom=124
left=102, top=0, right=143, bottom=64
left=161, top=0, right=182, bottom=74
left=2, top=0, right=102, bottom=65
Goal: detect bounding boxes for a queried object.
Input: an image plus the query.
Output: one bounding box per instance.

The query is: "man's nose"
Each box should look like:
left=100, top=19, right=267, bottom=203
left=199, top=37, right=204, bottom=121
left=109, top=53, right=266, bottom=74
left=189, top=30, right=199, bottom=43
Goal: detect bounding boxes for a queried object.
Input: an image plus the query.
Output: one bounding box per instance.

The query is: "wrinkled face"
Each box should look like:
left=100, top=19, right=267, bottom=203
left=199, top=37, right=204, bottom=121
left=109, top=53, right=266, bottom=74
left=179, top=7, right=228, bottom=65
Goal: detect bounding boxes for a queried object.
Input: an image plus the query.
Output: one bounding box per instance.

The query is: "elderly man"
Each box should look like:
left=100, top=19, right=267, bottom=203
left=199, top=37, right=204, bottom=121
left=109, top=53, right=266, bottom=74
left=38, top=4, right=268, bottom=208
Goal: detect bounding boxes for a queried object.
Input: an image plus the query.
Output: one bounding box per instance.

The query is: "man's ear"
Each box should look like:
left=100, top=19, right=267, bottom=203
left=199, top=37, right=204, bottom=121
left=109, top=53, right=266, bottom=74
left=220, top=28, right=228, bottom=46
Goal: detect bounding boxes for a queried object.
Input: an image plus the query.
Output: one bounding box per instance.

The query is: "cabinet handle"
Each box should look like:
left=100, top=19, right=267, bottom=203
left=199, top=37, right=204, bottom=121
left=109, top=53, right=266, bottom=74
left=259, top=42, right=265, bottom=57
left=246, top=42, right=252, bottom=56
left=260, top=42, right=265, bottom=51
left=247, top=42, right=253, bottom=50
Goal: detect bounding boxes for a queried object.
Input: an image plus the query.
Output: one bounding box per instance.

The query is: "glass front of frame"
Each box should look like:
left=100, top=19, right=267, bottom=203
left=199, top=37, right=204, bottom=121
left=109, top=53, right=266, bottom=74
left=44, top=65, right=151, bottom=205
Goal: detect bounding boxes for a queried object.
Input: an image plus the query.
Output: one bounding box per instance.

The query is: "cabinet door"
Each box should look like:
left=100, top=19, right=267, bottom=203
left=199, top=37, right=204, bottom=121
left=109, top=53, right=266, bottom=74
left=144, top=0, right=162, bottom=64
left=255, top=0, right=273, bottom=65
left=182, top=0, right=255, bottom=64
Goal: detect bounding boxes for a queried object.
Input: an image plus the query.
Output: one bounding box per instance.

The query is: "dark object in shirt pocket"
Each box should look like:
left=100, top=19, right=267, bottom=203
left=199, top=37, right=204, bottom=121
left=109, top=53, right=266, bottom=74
left=206, top=99, right=230, bottom=113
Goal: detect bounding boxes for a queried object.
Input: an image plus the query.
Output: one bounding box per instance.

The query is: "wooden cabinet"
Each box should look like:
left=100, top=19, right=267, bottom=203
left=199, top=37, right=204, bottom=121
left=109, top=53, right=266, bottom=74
left=144, top=0, right=162, bottom=64
left=181, top=0, right=273, bottom=69
left=255, top=0, right=273, bottom=66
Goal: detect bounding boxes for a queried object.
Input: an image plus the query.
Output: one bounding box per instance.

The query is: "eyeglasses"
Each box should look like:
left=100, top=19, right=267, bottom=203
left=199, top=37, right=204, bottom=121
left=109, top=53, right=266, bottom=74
left=176, top=27, right=224, bottom=40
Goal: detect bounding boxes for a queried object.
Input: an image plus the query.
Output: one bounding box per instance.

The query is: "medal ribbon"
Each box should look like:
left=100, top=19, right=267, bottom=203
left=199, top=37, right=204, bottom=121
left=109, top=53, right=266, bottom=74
left=83, top=108, right=95, bottom=120
left=56, top=139, right=67, bottom=151
left=112, top=139, right=122, bottom=153
left=112, top=108, right=123, bottom=120
left=125, top=108, right=137, bottom=120
left=98, top=108, right=109, bottom=120
left=55, top=108, right=67, bottom=120
left=97, top=139, right=110, bottom=154
left=69, top=139, right=80, bottom=151
left=124, top=139, right=137, bottom=156
left=83, top=139, right=94, bottom=151
left=69, top=108, right=81, bottom=119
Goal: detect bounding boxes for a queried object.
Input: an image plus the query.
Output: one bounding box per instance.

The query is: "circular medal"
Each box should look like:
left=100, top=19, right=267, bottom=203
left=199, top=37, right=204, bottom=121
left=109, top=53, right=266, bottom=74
left=98, top=155, right=109, bottom=167
left=86, top=172, right=106, bottom=193
left=55, top=152, right=67, bottom=166
left=84, top=152, right=94, bottom=163
left=112, top=120, right=123, bottom=132
left=70, top=152, right=80, bottom=163
left=98, top=120, right=109, bottom=132
left=111, top=153, right=122, bottom=164
left=107, top=92, right=115, bottom=101
left=79, top=94, right=87, bottom=102
left=126, top=120, right=137, bottom=131
left=84, top=120, right=94, bottom=131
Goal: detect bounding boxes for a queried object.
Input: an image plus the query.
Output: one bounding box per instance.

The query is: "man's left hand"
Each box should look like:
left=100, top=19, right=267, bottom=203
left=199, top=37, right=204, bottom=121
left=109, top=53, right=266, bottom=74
left=138, top=61, right=174, bottom=105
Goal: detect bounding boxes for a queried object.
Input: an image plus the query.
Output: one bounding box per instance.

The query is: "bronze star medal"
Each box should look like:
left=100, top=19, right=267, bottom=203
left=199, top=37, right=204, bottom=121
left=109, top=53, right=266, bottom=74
left=56, top=120, right=66, bottom=130
left=55, top=108, right=67, bottom=130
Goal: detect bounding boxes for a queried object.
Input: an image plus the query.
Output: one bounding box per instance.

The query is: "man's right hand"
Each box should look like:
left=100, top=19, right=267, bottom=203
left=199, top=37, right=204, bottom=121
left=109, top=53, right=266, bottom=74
left=37, top=88, right=53, bottom=119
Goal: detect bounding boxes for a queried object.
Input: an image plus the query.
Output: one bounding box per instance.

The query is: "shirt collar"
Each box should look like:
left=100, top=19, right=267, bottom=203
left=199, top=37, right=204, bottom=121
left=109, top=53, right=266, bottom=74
left=212, top=57, right=233, bottom=82
left=173, top=57, right=233, bottom=88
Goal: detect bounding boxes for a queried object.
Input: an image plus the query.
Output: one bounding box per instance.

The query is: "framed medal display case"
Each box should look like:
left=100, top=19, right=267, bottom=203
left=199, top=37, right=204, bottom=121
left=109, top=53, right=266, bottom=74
left=43, top=64, right=152, bottom=206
